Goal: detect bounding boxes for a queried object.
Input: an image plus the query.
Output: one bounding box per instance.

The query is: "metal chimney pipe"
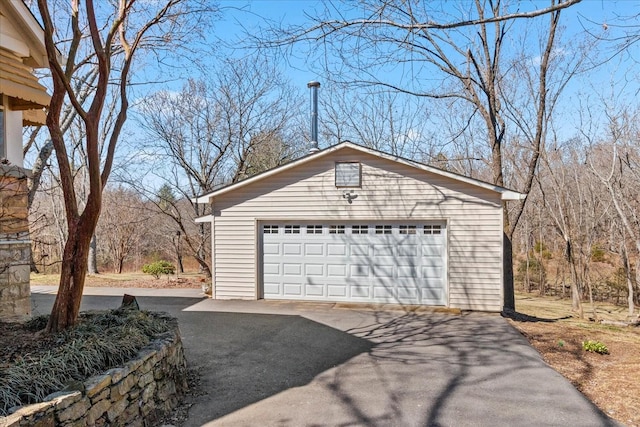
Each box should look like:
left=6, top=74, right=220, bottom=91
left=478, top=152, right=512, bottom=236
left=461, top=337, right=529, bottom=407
left=307, top=81, right=320, bottom=153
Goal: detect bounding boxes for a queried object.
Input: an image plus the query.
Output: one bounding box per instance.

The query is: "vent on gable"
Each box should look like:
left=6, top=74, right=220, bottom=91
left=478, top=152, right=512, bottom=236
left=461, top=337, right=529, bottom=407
left=335, top=162, right=361, bottom=187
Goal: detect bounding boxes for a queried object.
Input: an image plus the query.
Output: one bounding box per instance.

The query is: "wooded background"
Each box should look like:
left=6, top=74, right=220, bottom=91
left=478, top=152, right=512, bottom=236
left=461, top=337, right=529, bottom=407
left=19, top=0, right=639, bottom=329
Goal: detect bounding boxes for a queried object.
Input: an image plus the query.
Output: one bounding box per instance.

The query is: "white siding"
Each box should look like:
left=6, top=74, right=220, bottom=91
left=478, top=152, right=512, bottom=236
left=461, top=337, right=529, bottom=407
left=209, top=147, right=504, bottom=311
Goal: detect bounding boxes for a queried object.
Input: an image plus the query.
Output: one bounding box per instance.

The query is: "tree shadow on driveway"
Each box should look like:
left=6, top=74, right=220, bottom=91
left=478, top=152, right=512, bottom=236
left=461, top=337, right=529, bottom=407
left=31, top=292, right=374, bottom=425
left=30, top=293, right=620, bottom=427
left=179, top=311, right=374, bottom=424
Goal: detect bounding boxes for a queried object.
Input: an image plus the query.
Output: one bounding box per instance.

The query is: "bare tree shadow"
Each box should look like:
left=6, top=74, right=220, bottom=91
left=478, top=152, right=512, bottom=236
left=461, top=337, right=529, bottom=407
left=30, top=292, right=621, bottom=427
left=501, top=308, right=573, bottom=323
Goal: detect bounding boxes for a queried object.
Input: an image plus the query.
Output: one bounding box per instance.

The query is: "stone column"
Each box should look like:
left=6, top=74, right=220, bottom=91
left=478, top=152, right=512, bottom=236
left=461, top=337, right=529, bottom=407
left=0, top=165, right=31, bottom=321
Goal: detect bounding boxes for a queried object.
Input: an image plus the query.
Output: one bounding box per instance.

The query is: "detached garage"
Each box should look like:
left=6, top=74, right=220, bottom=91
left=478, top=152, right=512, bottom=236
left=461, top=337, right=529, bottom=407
left=195, top=142, right=524, bottom=312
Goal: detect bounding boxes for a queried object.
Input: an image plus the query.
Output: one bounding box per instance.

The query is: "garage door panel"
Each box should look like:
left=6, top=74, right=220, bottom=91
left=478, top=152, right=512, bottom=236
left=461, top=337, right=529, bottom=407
left=398, top=286, right=419, bottom=300
left=305, top=264, right=324, bottom=276
left=264, top=243, right=280, bottom=255
left=373, top=265, right=394, bottom=278
left=283, top=283, right=302, bottom=296
left=350, top=285, right=370, bottom=298
left=398, top=245, right=419, bottom=257
left=305, top=284, right=324, bottom=297
left=328, top=244, right=347, bottom=256
left=373, top=245, right=394, bottom=256
left=419, top=279, right=444, bottom=291
left=327, top=264, right=347, bottom=277
left=373, top=285, right=394, bottom=299
left=350, top=264, right=370, bottom=277
left=264, top=263, right=280, bottom=275
left=421, top=287, right=444, bottom=302
left=263, top=222, right=447, bottom=305
left=328, top=284, right=347, bottom=297
left=304, top=243, right=324, bottom=256
left=283, top=243, right=302, bottom=255
left=282, top=263, right=302, bottom=276
left=422, top=256, right=444, bottom=265
left=348, top=244, right=366, bottom=256
left=264, top=282, right=280, bottom=295
left=398, top=265, right=418, bottom=278
left=422, top=244, right=444, bottom=256
left=422, top=266, right=443, bottom=277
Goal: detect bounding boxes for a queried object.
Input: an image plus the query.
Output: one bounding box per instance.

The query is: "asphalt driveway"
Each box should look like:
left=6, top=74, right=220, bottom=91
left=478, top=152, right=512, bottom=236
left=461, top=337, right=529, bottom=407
left=31, top=287, right=619, bottom=427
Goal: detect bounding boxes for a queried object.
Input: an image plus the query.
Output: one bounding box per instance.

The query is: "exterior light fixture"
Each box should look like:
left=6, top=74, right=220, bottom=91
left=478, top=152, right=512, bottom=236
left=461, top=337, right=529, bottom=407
left=342, top=190, right=358, bottom=204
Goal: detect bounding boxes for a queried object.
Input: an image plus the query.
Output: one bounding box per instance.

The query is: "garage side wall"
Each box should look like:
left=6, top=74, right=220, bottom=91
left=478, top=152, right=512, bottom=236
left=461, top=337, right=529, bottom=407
left=210, top=148, right=504, bottom=311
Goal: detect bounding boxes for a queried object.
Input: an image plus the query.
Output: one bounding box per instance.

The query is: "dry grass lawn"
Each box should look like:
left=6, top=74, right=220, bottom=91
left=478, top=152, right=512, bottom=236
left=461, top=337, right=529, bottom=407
left=30, top=271, right=205, bottom=289
left=509, top=292, right=640, bottom=427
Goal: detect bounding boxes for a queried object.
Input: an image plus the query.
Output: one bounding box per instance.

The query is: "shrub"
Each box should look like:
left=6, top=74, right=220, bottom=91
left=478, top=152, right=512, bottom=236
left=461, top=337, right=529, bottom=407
left=532, top=241, right=552, bottom=259
left=591, top=246, right=606, bottom=262
left=142, top=260, right=175, bottom=279
left=516, top=257, right=546, bottom=290
left=582, top=340, right=609, bottom=355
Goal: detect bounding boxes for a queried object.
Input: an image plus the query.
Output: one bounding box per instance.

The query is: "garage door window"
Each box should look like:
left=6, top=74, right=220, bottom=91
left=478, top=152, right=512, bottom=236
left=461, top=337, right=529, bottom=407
left=424, top=225, right=442, bottom=234
left=285, top=225, right=300, bottom=234
left=264, top=225, right=279, bottom=234
left=352, top=225, right=368, bottom=234
left=307, top=225, right=323, bottom=234
left=329, top=225, right=345, bottom=234
left=399, top=225, right=417, bottom=234
left=375, top=225, right=392, bottom=234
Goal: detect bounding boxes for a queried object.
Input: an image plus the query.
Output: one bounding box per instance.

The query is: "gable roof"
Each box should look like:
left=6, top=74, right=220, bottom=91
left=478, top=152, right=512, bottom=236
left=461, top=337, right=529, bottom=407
left=194, top=141, right=526, bottom=204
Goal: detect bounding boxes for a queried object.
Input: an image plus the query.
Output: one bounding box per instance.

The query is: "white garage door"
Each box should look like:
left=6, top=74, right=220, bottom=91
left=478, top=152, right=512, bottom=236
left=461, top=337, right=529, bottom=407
left=261, top=222, right=446, bottom=305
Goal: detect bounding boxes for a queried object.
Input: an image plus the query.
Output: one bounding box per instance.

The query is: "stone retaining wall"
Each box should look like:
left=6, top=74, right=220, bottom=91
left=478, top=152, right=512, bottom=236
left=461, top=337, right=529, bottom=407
left=1, top=326, right=188, bottom=427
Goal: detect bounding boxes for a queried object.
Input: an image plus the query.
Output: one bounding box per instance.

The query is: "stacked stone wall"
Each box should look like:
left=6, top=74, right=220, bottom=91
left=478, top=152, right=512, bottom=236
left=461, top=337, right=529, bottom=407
left=0, top=328, right=188, bottom=427
left=0, top=165, right=31, bottom=321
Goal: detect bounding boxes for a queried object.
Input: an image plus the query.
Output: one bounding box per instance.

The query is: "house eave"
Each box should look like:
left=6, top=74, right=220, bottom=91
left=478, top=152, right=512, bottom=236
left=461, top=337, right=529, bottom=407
left=1, top=0, right=48, bottom=68
left=195, top=215, right=213, bottom=223
left=501, top=191, right=527, bottom=201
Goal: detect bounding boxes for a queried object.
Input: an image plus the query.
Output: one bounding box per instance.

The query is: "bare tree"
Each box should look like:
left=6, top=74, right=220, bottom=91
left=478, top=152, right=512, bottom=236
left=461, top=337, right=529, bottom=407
left=263, top=0, right=583, bottom=310
left=320, top=88, right=430, bottom=159
left=96, top=187, right=149, bottom=273
left=37, top=0, right=212, bottom=332
left=589, top=126, right=640, bottom=316
left=538, top=140, right=613, bottom=318
left=135, top=56, right=302, bottom=276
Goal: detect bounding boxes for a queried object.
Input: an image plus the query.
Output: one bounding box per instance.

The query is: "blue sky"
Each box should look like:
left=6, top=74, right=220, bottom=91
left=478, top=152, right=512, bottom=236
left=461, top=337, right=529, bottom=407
left=210, top=0, right=640, bottom=90
left=115, top=0, right=639, bottom=188
left=231, top=2, right=635, bottom=153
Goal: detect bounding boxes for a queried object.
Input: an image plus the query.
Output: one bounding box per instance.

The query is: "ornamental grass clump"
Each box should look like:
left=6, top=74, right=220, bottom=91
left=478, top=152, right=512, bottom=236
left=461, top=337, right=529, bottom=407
left=0, top=307, right=173, bottom=416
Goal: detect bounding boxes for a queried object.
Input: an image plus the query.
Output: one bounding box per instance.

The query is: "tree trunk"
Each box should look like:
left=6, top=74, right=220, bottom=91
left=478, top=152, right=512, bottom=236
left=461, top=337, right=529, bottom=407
left=30, top=257, right=40, bottom=274
left=88, top=234, right=99, bottom=274
left=585, top=263, right=597, bottom=321
left=194, top=254, right=212, bottom=278
left=177, top=254, right=184, bottom=274
left=565, top=239, right=583, bottom=318
left=503, top=232, right=515, bottom=312
left=197, top=223, right=210, bottom=277
left=622, top=243, right=635, bottom=316
left=46, top=217, right=95, bottom=333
